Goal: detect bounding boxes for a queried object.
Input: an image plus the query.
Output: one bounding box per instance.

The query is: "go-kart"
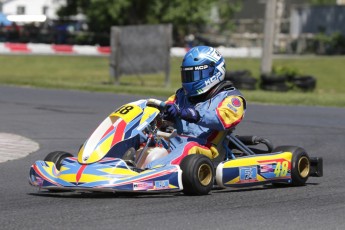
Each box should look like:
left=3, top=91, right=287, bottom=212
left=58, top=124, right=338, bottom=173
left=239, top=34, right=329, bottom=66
left=29, top=99, right=323, bottom=195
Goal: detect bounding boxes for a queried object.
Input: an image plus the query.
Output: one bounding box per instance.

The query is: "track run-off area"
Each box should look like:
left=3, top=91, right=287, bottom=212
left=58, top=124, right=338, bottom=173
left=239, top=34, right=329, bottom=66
left=0, top=85, right=344, bottom=230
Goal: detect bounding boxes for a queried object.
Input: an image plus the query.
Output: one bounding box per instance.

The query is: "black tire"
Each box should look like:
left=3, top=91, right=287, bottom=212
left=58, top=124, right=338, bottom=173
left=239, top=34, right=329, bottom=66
left=273, top=146, right=310, bottom=186
left=260, top=82, right=289, bottom=92
left=180, top=154, right=214, bottom=196
left=238, top=76, right=257, bottom=84
left=44, top=151, right=73, bottom=170
left=225, top=70, right=257, bottom=90
left=261, top=74, right=287, bottom=84
left=290, top=76, right=316, bottom=91
left=236, top=82, right=257, bottom=90
left=235, top=76, right=257, bottom=89
left=225, top=70, right=251, bottom=80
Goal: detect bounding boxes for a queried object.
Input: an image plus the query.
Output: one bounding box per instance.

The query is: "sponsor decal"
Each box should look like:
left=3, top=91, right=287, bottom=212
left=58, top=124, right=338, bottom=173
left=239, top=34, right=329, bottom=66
left=154, top=180, right=170, bottom=190
left=194, top=65, right=209, bottom=70
left=215, top=50, right=222, bottom=58
left=257, top=158, right=291, bottom=179
left=227, top=103, right=238, bottom=112
left=182, top=67, right=193, bottom=71
left=182, top=65, right=209, bottom=71
left=231, top=98, right=241, bottom=107
left=204, top=62, right=225, bottom=86
left=133, top=181, right=154, bottom=191
left=33, top=176, right=44, bottom=187
left=205, top=73, right=221, bottom=86
left=260, top=164, right=274, bottom=173
left=239, top=166, right=258, bottom=183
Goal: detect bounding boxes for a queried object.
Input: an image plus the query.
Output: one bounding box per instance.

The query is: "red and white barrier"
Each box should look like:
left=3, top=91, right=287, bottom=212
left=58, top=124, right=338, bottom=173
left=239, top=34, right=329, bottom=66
left=0, top=42, right=262, bottom=58
left=0, top=43, right=111, bottom=56
left=170, top=47, right=262, bottom=58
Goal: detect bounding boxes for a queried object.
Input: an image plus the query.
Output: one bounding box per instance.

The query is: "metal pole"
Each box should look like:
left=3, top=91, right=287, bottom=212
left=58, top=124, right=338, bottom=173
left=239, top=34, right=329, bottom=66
left=109, top=27, right=121, bottom=85
left=261, top=0, right=277, bottom=75
left=164, top=24, right=172, bottom=88
left=275, top=0, right=285, bottom=49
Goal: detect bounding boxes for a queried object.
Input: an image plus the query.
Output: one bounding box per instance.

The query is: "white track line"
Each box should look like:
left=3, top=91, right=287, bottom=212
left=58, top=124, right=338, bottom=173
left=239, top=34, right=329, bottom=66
left=0, top=133, right=39, bottom=163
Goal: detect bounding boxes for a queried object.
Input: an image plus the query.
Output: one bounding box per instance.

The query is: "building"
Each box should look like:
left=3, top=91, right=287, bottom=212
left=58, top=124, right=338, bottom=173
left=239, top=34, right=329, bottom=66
left=0, top=0, right=66, bottom=23
left=226, top=0, right=345, bottom=54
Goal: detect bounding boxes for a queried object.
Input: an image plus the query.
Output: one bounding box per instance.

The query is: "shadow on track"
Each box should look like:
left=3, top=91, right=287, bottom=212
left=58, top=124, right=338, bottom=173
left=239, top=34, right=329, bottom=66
left=212, top=182, right=320, bottom=194
left=27, top=191, right=180, bottom=199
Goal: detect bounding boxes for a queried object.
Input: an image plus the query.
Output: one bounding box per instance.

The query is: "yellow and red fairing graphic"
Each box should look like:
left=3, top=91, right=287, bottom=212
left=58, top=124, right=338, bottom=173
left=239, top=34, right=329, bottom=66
left=216, top=152, right=293, bottom=187
left=29, top=157, right=183, bottom=192
left=78, top=102, right=159, bottom=164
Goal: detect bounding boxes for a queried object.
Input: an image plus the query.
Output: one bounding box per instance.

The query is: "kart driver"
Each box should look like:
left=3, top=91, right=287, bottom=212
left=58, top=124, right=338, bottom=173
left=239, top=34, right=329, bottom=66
left=147, top=46, right=246, bottom=168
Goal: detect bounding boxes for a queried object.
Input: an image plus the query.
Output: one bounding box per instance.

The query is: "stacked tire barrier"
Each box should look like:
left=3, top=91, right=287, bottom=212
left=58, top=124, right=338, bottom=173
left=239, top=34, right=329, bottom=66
left=260, top=74, right=289, bottom=92
left=224, top=70, right=257, bottom=90
left=260, top=74, right=317, bottom=92
left=225, top=70, right=317, bottom=92
left=289, top=76, right=317, bottom=91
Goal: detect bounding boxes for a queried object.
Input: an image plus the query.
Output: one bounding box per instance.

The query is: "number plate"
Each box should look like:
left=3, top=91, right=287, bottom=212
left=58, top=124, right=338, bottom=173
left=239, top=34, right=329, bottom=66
left=111, top=104, right=143, bottom=123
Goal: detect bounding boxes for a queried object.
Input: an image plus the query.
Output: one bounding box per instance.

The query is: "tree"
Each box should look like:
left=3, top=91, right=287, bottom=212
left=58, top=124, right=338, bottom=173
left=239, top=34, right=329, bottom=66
left=58, top=0, right=242, bottom=45
left=59, top=0, right=212, bottom=31
left=214, top=0, right=242, bottom=31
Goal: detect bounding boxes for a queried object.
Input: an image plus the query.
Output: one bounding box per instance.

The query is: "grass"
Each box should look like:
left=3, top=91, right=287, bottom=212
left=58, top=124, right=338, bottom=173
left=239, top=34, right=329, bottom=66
left=0, top=55, right=344, bottom=107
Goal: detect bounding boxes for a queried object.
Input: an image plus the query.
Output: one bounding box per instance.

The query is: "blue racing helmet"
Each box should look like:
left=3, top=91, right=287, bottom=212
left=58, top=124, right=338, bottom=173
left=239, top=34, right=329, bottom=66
left=181, top=46, right=226, bottom=97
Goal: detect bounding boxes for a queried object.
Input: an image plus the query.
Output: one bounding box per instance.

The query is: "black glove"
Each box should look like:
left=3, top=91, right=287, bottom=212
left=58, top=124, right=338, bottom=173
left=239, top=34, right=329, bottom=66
left=163, top=104, right=180, bottom=121
left=180, top=107, right=200, bottom=123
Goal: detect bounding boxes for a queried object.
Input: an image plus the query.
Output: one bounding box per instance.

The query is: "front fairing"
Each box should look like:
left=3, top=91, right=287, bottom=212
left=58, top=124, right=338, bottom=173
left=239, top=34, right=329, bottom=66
left=78, top=100, right=160, bottom=164
left=29, top=157, right=183, bottom=192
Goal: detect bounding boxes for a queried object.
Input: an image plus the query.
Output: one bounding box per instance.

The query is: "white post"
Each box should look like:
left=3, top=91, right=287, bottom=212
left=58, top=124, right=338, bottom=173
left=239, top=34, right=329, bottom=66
left=261, top=0, right=277, bottom=75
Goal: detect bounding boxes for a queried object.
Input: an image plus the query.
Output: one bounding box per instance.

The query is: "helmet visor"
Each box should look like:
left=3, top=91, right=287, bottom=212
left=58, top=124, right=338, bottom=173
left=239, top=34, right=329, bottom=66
left=181, top=65, right=214, bottom=83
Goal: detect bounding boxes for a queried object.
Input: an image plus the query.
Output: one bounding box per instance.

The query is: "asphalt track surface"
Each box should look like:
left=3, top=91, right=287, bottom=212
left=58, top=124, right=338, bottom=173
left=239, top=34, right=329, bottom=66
left=0, top=86, right=344, bottom=230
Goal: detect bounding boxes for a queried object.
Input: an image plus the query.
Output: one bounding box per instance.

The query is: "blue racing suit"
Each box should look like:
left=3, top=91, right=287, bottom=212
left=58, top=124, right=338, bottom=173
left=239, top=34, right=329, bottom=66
left=147, top=87, right=246, bottom=168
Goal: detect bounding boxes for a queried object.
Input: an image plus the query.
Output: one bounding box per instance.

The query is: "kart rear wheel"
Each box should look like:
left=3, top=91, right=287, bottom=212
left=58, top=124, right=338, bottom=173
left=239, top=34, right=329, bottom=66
left=44, top=151, right=73, bottom=170
left=180, top=154, right=214, bottom=196
left=273, top=146, right=310, bottom=186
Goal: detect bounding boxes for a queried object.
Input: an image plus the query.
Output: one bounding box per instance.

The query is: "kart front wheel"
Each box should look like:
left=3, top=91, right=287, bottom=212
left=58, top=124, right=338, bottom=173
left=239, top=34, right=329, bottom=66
left=180, top=154, right=214, bottom=196
left=273, top=146, right=310, bottom=186
left=44, top=151, right=73, bottom=170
